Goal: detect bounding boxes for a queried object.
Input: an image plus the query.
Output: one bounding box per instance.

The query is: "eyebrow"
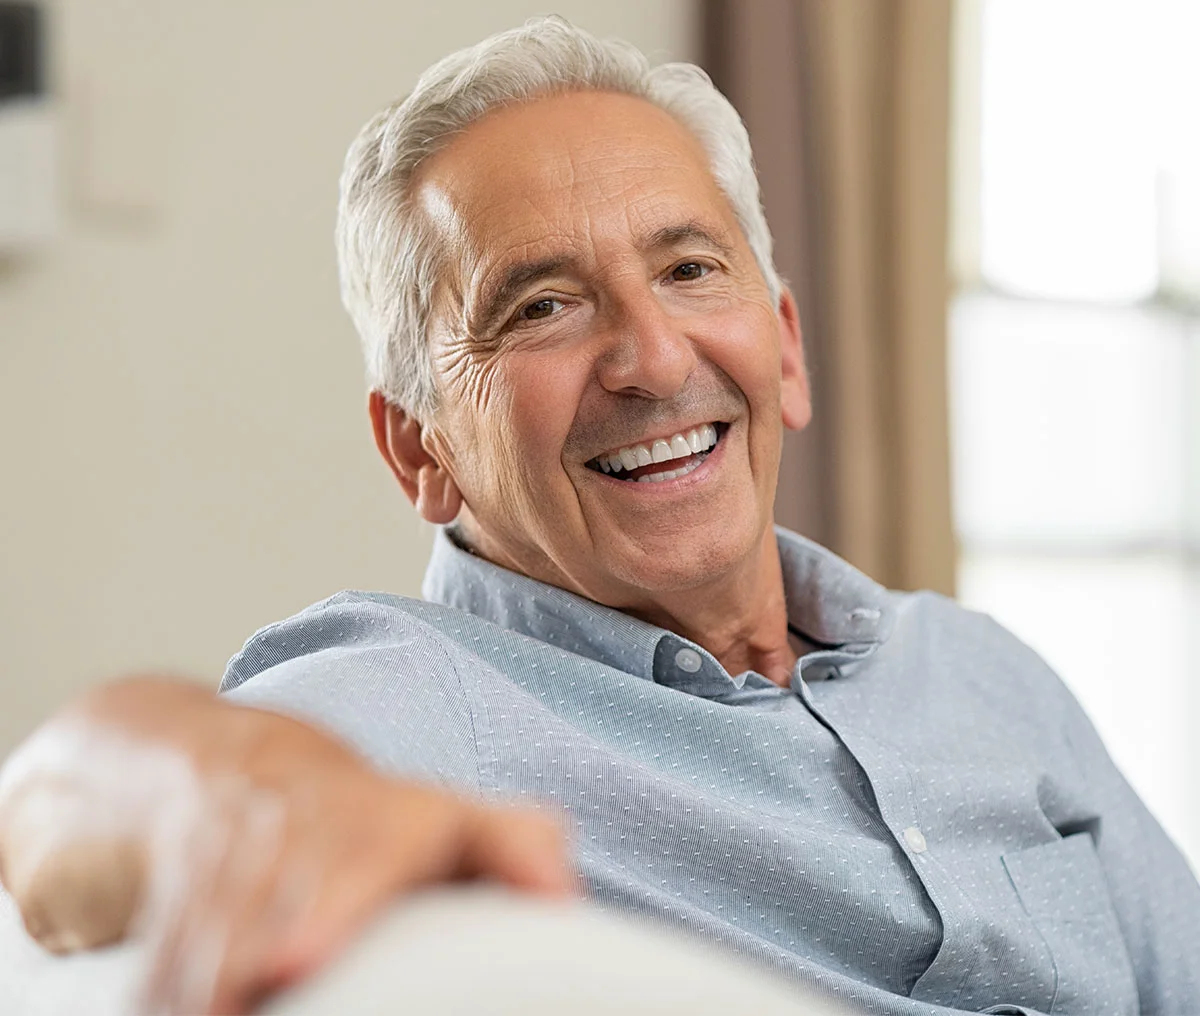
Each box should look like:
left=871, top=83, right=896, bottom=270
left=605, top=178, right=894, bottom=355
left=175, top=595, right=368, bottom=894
left=639, top=221, right=736, bottom=260
left=469, top=254, right=577, bottom=339
left=467, top=220, right=736, bottom=339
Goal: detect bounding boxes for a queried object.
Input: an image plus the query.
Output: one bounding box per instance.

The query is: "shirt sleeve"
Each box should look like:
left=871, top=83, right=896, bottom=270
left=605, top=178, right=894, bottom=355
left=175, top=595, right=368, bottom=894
left=1017, top=638, right=1200, bottom=1013
left=218, top=593, right=485, bottom=793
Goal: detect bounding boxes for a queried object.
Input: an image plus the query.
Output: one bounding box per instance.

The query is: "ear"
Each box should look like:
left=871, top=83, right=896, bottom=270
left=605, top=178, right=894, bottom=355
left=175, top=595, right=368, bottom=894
left=777, top=288, right=812, bottom=432
left=369, top=391, right=463, bottom=525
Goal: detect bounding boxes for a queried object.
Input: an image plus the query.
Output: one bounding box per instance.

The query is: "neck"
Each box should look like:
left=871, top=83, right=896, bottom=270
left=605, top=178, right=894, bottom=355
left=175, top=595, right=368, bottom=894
left=624, top=525, right=797, bottom=688
left=454, top=516, right=798, bottom=688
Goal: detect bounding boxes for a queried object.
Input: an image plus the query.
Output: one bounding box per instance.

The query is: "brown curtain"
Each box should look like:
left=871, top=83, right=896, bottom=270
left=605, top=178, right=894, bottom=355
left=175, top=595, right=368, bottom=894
left=702, top=0, right=957, bottom=595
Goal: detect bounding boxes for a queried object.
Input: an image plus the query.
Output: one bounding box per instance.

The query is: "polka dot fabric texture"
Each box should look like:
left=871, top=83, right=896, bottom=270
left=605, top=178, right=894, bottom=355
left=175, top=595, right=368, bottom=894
left=222, top=528, right=1200, bottom=1015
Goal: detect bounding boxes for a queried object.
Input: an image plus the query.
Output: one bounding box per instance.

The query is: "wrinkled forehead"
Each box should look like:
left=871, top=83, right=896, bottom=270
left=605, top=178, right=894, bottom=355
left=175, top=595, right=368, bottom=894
left=412, top=91, right=739, bottom=311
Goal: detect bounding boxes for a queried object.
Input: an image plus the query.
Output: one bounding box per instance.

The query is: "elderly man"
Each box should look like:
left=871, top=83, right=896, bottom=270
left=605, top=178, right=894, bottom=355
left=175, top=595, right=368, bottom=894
left=2, top=16, right=1198, bottom=1016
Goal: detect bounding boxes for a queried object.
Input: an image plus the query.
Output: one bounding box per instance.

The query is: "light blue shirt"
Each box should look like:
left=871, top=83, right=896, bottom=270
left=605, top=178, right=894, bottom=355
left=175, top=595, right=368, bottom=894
left=221, top=527, right=1200, bottom=1015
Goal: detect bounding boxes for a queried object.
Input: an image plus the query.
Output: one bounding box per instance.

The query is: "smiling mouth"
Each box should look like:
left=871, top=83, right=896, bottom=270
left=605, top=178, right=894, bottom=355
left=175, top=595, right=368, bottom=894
left=584, top=422, right=727, bottom=483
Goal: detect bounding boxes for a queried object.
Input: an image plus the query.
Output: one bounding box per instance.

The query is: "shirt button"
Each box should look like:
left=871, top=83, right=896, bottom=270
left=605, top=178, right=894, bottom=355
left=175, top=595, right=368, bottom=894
left=674, top=648, right=703, bottom=673
left=902, top=826, right=928, bottom=854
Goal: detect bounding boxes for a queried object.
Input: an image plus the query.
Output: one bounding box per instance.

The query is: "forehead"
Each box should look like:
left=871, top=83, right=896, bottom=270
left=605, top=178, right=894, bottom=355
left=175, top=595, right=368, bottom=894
left=415, top=91, right=737, bottom=272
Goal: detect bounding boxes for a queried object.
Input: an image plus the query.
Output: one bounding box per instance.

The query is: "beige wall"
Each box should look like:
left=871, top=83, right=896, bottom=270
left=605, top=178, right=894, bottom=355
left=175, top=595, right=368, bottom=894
left=0, top=1, right=696, bottom=755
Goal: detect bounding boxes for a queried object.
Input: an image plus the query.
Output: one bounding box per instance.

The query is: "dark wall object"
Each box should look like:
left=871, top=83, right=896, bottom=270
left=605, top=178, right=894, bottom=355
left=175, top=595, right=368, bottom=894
left=0, top=3, right=42, bottom=100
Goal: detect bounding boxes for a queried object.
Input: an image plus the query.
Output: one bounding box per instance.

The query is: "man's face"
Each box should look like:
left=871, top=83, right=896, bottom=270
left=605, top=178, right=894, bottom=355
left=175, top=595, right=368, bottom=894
left=410, top=90, right=809, bottom=610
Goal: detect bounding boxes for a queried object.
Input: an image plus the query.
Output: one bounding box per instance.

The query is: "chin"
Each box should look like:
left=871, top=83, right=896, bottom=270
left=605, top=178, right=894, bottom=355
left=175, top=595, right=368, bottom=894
left=605, top=526, right=756, bottom=596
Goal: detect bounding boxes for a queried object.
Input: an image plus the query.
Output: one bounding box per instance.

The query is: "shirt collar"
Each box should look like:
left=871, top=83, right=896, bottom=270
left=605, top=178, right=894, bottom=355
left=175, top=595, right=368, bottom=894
left=422, top=525, right=893, bottom=699
left=775, top=527, right=894, bottom=647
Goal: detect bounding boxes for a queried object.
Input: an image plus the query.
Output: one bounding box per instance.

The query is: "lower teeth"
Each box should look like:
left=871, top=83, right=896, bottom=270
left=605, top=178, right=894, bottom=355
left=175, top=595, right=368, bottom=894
left=635, top=456, right=704, bottom=484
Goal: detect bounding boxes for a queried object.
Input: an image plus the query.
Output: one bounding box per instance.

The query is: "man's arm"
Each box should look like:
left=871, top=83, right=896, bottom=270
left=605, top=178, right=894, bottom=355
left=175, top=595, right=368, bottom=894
left=0, top=677, right=574, bottom=1015
left=995, top=626, right=1200, bottom=1013
left=1058, top=689, right=1200, bottom=1011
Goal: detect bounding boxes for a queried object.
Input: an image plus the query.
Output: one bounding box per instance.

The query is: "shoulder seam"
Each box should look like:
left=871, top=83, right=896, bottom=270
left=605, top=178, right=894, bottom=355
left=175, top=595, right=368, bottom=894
left=422, top=634, right=488, bottom=795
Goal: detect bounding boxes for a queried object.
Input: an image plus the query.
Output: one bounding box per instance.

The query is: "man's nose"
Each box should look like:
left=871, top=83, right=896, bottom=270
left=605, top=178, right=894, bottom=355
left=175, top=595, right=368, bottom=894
left=593, top=288, right=697, bottom=399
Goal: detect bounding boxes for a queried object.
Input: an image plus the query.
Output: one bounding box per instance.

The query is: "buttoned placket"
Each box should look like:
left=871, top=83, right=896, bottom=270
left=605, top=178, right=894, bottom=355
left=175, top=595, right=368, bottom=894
left=789, top=622, right=978, bottom=1004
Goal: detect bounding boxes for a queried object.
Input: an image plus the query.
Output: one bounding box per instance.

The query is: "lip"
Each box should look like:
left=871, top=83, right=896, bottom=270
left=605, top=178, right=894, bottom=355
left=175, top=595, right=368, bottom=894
left=583, top=421, right=731, bottom=494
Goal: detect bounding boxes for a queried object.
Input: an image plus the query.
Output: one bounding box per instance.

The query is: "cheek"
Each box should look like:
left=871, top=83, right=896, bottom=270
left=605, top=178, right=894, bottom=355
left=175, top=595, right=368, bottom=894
left=704, top=305, right=783, bottom=401
left=451, top=354, right=585, bottom=525
left=435, top=348, right=529, bottom=483
left=499, top=350, right=591, bottom=458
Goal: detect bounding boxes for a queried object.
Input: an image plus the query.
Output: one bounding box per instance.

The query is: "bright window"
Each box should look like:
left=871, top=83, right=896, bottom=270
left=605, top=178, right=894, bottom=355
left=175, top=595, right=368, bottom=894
left=951, top=0, right=1200, bottom=870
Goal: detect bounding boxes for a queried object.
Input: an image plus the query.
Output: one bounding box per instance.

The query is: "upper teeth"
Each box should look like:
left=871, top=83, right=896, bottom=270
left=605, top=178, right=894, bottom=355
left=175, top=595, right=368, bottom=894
left=596, top=423, right=719, bottom=474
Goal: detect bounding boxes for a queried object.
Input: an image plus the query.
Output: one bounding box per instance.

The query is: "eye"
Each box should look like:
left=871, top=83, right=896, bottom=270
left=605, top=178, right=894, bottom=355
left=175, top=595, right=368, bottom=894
left=670, top=261, right=710, bottom=282
left=519, top=297, right=564, bottom=321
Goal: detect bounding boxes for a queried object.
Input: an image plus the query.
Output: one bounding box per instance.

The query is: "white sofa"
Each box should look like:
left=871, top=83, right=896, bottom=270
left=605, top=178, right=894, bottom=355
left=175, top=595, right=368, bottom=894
left=2, top=885, right=845, bottom=1015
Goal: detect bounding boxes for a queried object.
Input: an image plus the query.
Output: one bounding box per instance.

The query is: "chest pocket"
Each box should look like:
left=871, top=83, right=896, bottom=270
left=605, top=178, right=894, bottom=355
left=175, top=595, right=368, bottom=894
left=1001, top=833, right=1138, bottom=1015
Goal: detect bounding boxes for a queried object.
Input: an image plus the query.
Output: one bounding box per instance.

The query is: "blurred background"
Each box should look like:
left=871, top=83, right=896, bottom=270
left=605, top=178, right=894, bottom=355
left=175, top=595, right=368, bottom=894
left=1, top=1, right=1196, bottom=871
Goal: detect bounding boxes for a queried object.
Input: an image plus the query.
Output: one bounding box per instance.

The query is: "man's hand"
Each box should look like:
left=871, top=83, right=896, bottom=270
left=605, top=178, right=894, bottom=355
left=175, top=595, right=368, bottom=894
left=0, top=678, right=575, bottom=1014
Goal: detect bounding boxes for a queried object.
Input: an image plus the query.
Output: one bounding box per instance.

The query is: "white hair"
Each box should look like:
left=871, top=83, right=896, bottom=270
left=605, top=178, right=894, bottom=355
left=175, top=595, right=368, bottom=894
left=336, top=14, right=781, bottom=421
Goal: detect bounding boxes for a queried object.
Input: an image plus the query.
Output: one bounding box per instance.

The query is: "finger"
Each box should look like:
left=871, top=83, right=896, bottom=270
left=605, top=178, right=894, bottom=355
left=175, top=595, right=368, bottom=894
left=243, top=785, right=469, bottom=989
left=258, top=798, right=574, bottom=993
left=457, top=805, right=577, bottom=897
left=139, top=782, right=285, bottom=1015
left=204, top=843, right=322, bottom=1014
left=366, top=786, right=574, bottom=894
left=138, top=816, right=232, bottom=1015
left=249, top=842, right=412, bottom=995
